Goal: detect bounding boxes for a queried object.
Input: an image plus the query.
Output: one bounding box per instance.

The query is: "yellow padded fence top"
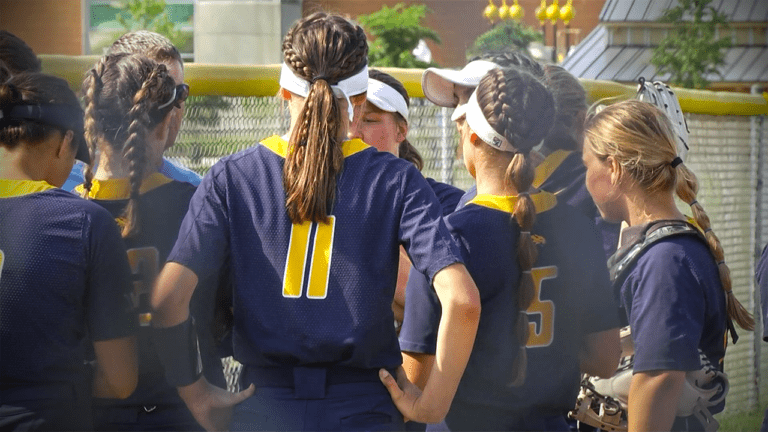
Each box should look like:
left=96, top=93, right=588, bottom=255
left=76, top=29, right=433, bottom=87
left=40, top=55, right=768, bottom=117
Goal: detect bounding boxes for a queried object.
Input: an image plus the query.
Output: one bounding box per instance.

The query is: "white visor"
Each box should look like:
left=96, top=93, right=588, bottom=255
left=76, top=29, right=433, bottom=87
left=279, top=62, right=368, bottom=121
left=366, top=78, right=409, bottom=123
left=421, top=60, right=499, bottom=108
left=459, top=90, right=517, bottom=153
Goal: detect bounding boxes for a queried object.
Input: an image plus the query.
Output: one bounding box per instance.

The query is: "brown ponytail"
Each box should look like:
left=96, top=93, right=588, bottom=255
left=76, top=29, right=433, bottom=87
left=281, top=12, right=368, bottom=224
left=475, top=67, right=556, bottom=383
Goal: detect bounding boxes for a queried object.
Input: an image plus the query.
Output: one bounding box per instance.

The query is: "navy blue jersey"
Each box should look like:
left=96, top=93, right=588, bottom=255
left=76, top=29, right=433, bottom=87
left=457, top=151, right=621, bottom=259
left=757, top=243, right=768, bottom=342
left=615, top=226, right=727, bottom=375
left=168, top=135, right=462, bottom=370
left=76, top=173, right=225, bottom=408
left=425, top=178, right=463, bottom=216
left=400, top=192, right=618, bottom=419
left=0, top=180, right=135, bottom=428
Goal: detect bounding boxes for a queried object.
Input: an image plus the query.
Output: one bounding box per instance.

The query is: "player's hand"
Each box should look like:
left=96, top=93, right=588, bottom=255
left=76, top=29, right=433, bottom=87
left=177, top=377, right=255, bottom=431
left=379, top=367, right=433, bottom=424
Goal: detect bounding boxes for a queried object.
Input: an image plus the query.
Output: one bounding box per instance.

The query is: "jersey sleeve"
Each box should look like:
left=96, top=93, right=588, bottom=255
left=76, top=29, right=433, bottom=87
left=624, top=243, right=705, bottom=372
left=85, top=207, right=136, bottom=341
left=398, top=165, right=463, bottom=283
left=398, top=265, right=441, bottom=355
left=167, top=164, right=230, bottom=280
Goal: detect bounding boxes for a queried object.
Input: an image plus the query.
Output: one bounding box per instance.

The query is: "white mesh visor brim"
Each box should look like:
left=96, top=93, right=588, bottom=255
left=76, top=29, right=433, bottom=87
left=452, top=90, right=517, bottom=153
left=421, top=60, right=499, bottom=107
left=279, top=62, right=368, bottom=121
left=366, top=78, right=409, bottom=123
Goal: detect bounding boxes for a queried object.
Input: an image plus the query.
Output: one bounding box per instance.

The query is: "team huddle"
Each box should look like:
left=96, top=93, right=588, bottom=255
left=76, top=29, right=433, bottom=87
left=0, top=11, right=760, bottom=432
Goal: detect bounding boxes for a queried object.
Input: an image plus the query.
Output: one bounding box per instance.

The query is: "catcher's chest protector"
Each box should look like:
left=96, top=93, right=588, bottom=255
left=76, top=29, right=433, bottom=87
left=570, top=220, right=729, bottom=432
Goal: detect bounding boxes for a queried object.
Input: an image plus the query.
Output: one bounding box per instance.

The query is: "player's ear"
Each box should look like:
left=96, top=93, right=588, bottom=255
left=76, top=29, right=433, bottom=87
left=55, top=130, right=75, bottom=159
left=608, top=156, right=623, bottom=185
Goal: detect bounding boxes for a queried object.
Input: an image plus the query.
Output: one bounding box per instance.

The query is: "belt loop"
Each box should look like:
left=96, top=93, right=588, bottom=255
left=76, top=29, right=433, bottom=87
left=293, top=367, right=327, bottom=399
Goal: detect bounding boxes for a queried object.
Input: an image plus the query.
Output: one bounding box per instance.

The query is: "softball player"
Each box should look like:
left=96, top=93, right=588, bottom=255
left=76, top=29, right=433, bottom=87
left=399, top=65, right=620, bottom=431
left=76, top=52, right=225, bottom=431
left=348, top=69, right=465, bottom=330
left=150, top=12, right=480, bottom=431
left=582, top=100, right=754, bottom=431
left=425, top=52, right=621, bottom=258
left=0, top=71, right=137, bottom=430
left=62, top=31, right=200, bottom=192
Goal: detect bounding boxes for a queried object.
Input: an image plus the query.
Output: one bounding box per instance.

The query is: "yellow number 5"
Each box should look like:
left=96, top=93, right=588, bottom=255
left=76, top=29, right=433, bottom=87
left=526, top=265, right=558, bottom=348
left=283, top=217, right=336, bottom=299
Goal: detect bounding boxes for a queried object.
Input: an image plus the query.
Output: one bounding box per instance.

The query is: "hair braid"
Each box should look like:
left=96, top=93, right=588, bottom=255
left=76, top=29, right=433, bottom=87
left=675, top=165, right=754, bottom=330
left=475, top=67, right=555, bottom=386
left=282, top=12, right=368, bottom=224
left=81, top=59, right=108, bottom=198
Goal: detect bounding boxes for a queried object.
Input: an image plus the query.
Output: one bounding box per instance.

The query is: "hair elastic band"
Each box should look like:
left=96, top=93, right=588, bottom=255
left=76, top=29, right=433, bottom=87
left=689, top=200, right=698, bottom=206
left=670, top=156, right=683, bottom=168
left=311, top=75, right=331, bottom=84
left=522, top=270, right=531, bottom=275
left=717, top=261, right=726, bottom=266
left=521, top=231, right=530, bottom=235
left=704, top=227, right=713, bottom=234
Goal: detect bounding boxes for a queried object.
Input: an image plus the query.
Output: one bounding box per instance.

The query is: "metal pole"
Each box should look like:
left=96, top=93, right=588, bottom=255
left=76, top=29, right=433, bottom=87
left=751, top=83, right=765, bottom=409
left=440, top=106, right=454, bottom=185
left=552, top=22, right=558, bottom=62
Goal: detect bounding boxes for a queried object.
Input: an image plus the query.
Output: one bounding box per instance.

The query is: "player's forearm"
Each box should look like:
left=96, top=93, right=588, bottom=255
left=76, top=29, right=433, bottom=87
left=418, top=264, right=481, bottom=422
left=151, top=262, right=198, bottom=327
left=579, top=328, right=621, bottom=378
left=628, top=370, right=685, bottom=432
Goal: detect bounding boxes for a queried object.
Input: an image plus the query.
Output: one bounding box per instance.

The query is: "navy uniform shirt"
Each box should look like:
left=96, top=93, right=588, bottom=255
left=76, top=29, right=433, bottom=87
left=615, top=224, right=727, bottom=377
left=76, top=173, right=226, bottom=407
left=168, top=135, right=462, bottom=370
left=0, top=180, right=135, bottom=425
left=400, top=192, right=619, bottom=419
left=425, top=178, right=463, bottom=216
left=458, top=150, right=621, bottom=259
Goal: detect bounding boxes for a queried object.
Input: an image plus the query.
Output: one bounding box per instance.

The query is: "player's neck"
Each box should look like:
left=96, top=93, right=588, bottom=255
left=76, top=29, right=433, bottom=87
left=624, top=187, right=685, bottom=227
left=94, top=141, right=160, bottom=180
left=474, top=151, right=519, bottom=197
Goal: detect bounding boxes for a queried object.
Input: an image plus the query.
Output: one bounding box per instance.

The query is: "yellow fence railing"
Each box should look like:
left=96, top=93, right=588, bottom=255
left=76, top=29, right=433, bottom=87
left=39, top=55, right=768, bottom=117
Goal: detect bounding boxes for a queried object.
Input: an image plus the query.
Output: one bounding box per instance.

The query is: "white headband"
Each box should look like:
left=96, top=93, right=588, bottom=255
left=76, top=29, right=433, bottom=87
left=157, top=86, right=177, bottom=110
left=366, top=78, right=409, bottom=123
left=279, top=62, right=368, bottom=121
left=451, top=90, right=516, bottom=153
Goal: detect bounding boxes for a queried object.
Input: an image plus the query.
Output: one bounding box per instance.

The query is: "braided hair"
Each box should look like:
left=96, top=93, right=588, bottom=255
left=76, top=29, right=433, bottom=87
left=474, top=67, right=556, bottom=383
left=281, top=12, right=368, bottom=224
left=81, top=53, right=177, bottom=237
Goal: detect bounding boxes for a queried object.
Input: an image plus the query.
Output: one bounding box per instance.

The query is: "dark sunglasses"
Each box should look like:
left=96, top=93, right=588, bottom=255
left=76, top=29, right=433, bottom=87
left=158, top=83, right=190, bottom=110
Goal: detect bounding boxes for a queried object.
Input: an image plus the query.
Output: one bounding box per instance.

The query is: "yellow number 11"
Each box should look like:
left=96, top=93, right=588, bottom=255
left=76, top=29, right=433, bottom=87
left=283, top=217, right=336, bottom=299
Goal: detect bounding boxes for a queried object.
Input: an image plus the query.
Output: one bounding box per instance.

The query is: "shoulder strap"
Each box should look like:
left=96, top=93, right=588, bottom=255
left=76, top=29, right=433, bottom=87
left=608, top=220, right=705, bottom=284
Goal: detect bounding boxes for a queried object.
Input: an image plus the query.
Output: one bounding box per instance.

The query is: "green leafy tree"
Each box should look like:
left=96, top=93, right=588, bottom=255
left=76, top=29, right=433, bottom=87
left=115, top=0, right=191, bottom=52
left=651, top=0, right=731, bottom=89
left=358, top=3, right=441, bottom=68
left=467, top=20, right=543, bottom=60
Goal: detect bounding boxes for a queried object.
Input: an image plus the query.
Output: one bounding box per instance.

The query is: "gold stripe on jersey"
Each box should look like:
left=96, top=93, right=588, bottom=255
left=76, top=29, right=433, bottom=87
left=261, top=135, right=370, bottom=159
left=74, top=173, right=173, bottom=200
left=284, top=221, right=312, bottom=298
left=307, top=216, right=335, bottom=299
left=0, top=179, right=57, bottom=198
left=468, top=191, right=557, bottom=214
left=533, top=150, right=571, bottom=189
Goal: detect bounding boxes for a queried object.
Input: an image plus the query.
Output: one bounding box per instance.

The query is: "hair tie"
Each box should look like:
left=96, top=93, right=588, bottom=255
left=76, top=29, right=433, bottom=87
left=522, top=270, right=531, bottom=275
left=521, top=231, right=530, bottom=236
left=311, top=75, right=331, bottom=84
left=704, top=227, right=713, bottom=234
left=670, top=156, right=683, bottom=168
left=717, top=261, right=726, bottom=266
left=689, top=200, right=698, bottom=206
